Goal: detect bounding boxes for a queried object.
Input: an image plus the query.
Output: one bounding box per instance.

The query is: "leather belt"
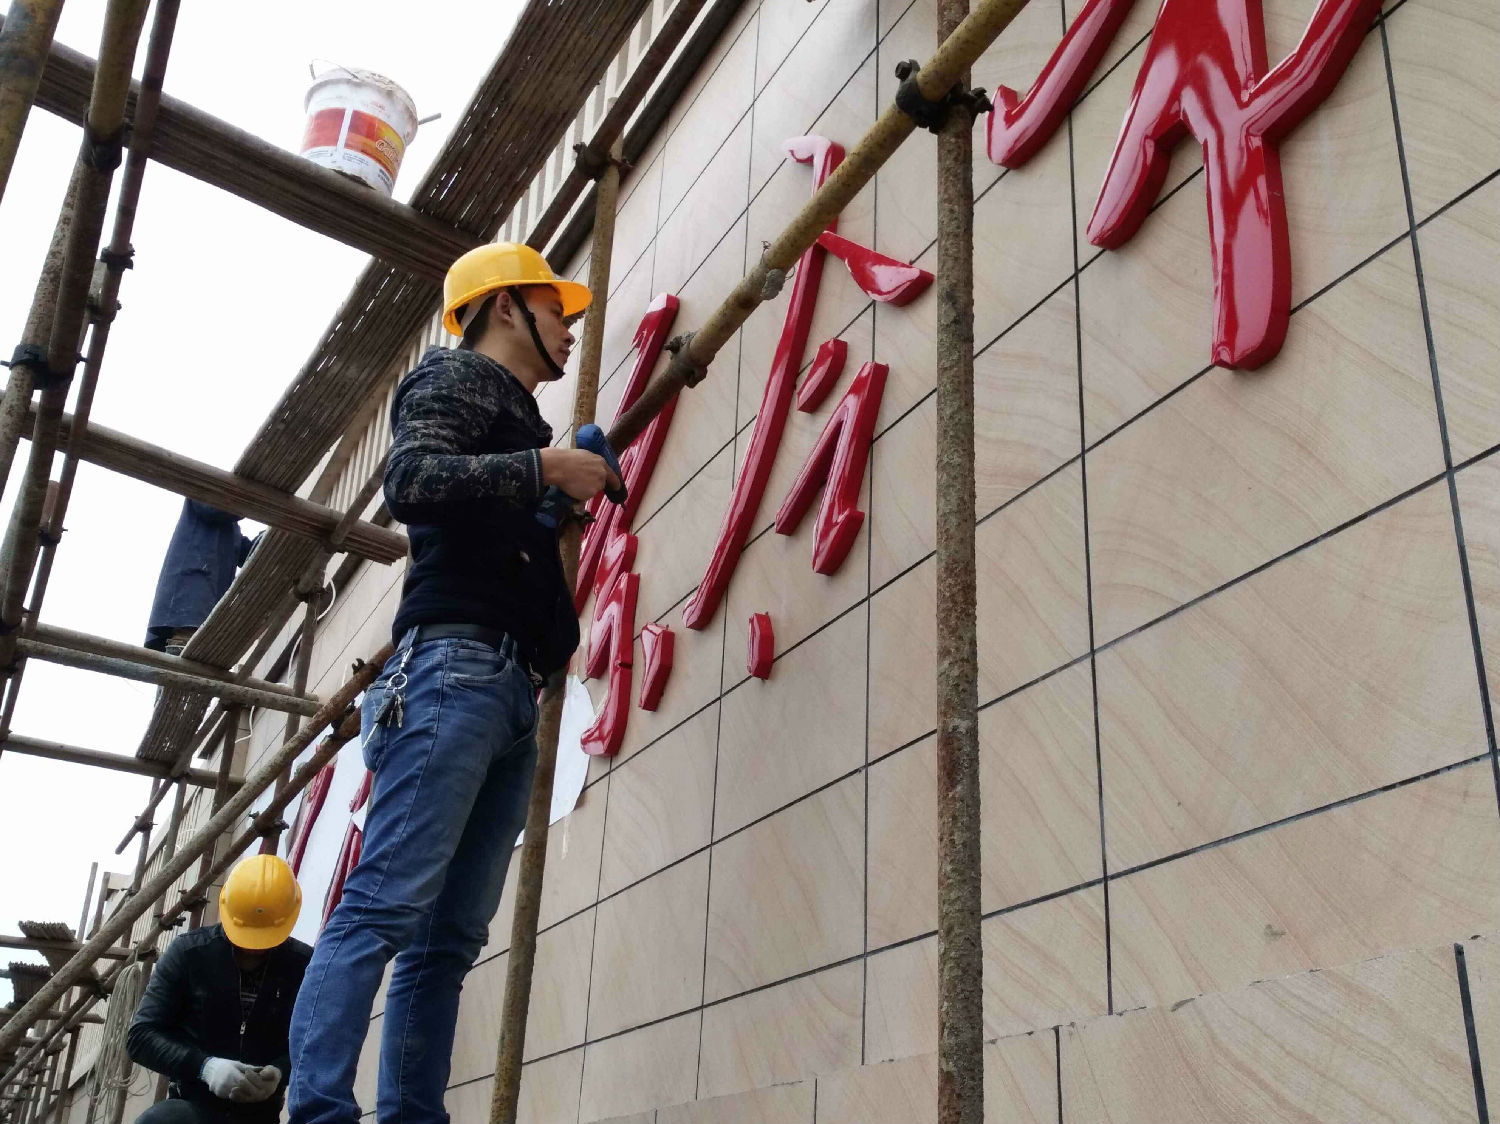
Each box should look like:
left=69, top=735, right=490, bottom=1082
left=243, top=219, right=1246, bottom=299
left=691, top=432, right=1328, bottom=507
left=404, top=623, right=509, bottom=651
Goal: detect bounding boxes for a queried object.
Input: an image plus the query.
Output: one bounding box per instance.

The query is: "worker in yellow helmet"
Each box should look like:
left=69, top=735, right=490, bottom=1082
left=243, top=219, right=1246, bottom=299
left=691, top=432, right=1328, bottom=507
left=287, top=244, right=619, bottom=1124
left=127, top=854, right=312, bottom=1123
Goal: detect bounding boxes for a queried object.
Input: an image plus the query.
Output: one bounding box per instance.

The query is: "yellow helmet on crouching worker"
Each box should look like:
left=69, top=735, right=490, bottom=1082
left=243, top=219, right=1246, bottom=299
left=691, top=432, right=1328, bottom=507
left=219, top=854, right=301, bottom=950
left=441, top=242, right=591, bottom=337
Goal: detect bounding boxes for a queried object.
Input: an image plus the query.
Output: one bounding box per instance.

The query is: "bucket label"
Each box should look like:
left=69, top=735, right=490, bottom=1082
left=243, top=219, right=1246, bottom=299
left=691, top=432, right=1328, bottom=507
left=300, top=107, right=406, bottom=193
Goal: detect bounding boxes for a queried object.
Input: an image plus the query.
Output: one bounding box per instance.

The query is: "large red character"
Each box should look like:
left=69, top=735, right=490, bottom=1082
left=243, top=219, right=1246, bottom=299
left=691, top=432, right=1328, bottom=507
left=988, top=0, right=1381, bottom=368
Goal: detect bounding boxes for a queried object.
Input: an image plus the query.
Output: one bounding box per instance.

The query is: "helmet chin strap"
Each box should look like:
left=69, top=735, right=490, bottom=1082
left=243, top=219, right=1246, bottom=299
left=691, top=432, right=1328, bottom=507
left=507, top=286, right=566, bottom=381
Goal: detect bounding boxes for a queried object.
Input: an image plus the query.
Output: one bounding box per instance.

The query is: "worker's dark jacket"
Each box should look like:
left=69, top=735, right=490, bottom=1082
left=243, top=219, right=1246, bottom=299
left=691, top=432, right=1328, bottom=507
left=385, top=346, right=577, bottom=675
left=126, top=924, right=311, bottom=1120
left=144, top=500, right=254, bottom=650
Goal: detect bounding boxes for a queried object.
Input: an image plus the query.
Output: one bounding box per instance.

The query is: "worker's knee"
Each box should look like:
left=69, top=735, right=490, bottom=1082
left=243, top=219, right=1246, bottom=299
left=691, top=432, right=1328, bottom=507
left=134, top=1097, right=210, bottom=1124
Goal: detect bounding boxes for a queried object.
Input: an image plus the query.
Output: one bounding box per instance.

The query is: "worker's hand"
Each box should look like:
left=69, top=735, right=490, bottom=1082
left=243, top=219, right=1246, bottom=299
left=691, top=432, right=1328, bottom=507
left=539, top=447, right=623, bottom=502
left=200, top=1057, right=257, bottom=1101
left=237, top=1065, right=282, bottom=1102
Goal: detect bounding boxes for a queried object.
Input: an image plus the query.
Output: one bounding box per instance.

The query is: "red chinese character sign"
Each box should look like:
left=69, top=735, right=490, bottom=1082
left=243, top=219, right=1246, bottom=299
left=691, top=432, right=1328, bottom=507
left=989, top=0, right=1381, bottom=368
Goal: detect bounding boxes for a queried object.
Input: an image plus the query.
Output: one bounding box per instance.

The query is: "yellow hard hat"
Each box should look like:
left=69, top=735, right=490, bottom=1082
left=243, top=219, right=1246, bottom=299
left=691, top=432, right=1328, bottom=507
left=442, top=242, right=591, bottom=336
left=219, top=855, right=301, bottom=950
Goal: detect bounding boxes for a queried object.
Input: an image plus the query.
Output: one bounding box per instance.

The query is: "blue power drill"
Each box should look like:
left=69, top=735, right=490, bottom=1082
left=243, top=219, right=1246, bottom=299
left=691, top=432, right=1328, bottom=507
left=535, top=423, right=627, bottom=529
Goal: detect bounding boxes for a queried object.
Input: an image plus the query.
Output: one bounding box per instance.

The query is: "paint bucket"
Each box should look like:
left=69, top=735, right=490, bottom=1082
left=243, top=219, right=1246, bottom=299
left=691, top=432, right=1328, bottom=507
left=299, top=64, right=419, bottom=196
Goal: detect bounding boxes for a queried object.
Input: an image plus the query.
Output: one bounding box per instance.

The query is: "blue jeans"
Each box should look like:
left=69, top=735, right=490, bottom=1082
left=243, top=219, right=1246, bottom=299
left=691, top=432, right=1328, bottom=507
left=287, top=634, right=539, bottom=1124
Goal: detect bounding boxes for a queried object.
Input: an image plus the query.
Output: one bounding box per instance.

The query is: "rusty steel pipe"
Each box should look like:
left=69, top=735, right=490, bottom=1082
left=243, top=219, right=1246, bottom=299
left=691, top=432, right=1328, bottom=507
left=606, top=0, right=1030, bottom=453
left=0, top=641, right=392, bottom=1060
left=490, top=137, right=623, bottom=1124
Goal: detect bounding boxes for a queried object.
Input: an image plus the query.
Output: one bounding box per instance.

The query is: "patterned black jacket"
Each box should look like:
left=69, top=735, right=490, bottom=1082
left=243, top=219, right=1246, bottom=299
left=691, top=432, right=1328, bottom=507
left=385, top=346, right=578, bottom=673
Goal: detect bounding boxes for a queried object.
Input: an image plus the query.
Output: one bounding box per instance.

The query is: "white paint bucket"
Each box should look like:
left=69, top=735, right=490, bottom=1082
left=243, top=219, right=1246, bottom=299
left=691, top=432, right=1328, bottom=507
left=299, top=65, right=420, bottom=196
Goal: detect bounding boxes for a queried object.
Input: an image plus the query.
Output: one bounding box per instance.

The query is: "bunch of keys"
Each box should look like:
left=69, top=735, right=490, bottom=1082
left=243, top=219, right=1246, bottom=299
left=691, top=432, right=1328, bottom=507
left=372, top=645, right=413, bottom=729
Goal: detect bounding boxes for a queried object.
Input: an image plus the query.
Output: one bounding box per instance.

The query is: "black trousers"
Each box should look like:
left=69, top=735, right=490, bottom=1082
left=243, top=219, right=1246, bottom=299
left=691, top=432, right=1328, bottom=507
left=135, top=1096, right=278, bottom=1124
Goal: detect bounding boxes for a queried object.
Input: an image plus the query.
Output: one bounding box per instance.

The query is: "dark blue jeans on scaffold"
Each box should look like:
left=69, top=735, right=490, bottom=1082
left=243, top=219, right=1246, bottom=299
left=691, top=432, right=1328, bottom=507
left=287, top=631, right=539, bottom=1124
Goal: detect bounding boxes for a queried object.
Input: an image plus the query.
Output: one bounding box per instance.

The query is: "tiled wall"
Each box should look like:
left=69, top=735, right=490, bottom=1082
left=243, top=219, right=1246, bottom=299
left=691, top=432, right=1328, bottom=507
left=281, top=0, right=1500, bottom=1117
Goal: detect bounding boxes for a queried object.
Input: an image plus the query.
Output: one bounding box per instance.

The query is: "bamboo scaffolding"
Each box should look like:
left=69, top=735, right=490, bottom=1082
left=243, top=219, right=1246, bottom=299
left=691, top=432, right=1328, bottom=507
left=491, top=136, right=623, bottom=1124
left=14, top=639, right=320, bottom=715
left=932, top=0, right=983, bottom=1118
left=0, top=0, right=152, bottom=682
left=0, top=938, right=127, bottom=963
left=0, top=735, right=223, bottom=785
left=0, top=0, right=66, bottom=204
left=0, top=640, right=393, bottom=1069
left=32, top=409, right=408, bottom=563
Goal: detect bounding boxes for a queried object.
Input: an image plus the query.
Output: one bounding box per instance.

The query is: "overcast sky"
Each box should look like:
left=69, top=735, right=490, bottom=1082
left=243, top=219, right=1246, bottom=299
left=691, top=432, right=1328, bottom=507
left=0, top=0, right=524, bottom=1000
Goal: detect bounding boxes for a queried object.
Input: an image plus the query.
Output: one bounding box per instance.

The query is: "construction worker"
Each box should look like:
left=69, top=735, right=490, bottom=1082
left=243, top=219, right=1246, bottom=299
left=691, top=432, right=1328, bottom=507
left=144, top=500, right=257, bottom=654
left=126, top=855, right=311, bottom=1123
left=286, top=243, right=617, bottom=1124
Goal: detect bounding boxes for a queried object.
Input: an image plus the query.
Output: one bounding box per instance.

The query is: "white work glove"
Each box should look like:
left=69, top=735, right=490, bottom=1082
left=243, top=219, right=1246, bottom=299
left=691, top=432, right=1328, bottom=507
left=200, top=1057, right=257, bottom=1101
left=238, top=1064, right=282, bottom=1103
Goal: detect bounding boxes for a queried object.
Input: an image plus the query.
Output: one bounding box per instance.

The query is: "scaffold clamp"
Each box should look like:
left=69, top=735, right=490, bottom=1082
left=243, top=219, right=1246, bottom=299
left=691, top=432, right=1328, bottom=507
left=893, top=59, right=993, bottom=133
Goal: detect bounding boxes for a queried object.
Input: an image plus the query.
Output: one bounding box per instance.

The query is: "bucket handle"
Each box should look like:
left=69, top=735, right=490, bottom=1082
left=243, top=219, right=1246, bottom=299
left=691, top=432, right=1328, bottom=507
left=308, top=58, right=359, bottom=82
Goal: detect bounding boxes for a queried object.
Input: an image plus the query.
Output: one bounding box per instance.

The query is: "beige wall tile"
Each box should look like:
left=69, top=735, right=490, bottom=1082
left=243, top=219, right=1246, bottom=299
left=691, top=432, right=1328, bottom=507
left=1100, top=480, right=1487, bottom=870
left=868, top=284, right=1089, bottom=589
left=615, top=612, right=725, bottom=763
left=1061, top=0, right=1160, bottom=104
left=660, top=23, right=757, bottom=220
left=721, top=506, right=870, bottom=684
left=1387, top=0, right=1500, bottom=221
left=1112, top=761, right=1500, bottom=1011
left=660, top=1081, right=814, bottom=1124
left=599, top=707, right=717, bottom=898
left=815, top=1053, right=942, bottom=1124
left=749, top=1, right=877, bottom=197
left=869, top=662, right=1101, bottom=946
left=633, top=443, right=735, bottom=629
left=584, top=1114, right=655, bottom=1124
left=610, top=157, right=663, bottom=297
left=869, top=556, right=936, bottom=756
left=697, top=961, right=863, bottom=1099
left=655, top=116, right=752, bottom=297
left=443, top=1078, right=495, bottom=1124
left=598, top=260, right=659, bottom=392
left=705, top=775, right=864, bottom=998
left=588, top=854, right=710, bottom=1039
left=1064, top=943, right=1479, bottom=1123
left=983, top=1035, right=1061, bottom=1124
left=1088, top=247, right=1442, bottom=643
left=976, top=461, right=1090, bottom=699
left=758, top=0, right=831, bottom=93
left=1456, top=454, right=1500, bottom=720
left=524, top=910, right=595, bottom=1062
left=872, top=245, right=936, bottom=433
left=519, top=1048, right=584, bottom=1124
left=451, top=952, right=506, bottom=1086
left=1421, top=179, right=1500, bottom=463
left=872, top=2, right=940, bottom=263
left=540, top=787, right=607, bottom=930
left=715, top=608, right=866, bottom=837
left=865, top=888, right=1108, bottom=1057
left=578, top=1011, right=702, bottom=1123
left=1462, top=935, right=1497, bottom=1118
left=753, top=52, right=877, bottom=209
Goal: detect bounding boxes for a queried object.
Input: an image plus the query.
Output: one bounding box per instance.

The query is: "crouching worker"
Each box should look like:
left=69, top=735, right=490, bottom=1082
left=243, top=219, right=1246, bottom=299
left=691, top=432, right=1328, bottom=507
left=287, top=244, right=619, bottom=1124
left=127, top=855, right=311, bottom=1123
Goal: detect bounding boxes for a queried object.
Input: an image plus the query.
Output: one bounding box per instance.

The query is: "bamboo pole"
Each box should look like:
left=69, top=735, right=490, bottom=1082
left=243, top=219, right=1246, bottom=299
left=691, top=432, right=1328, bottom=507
left=0, top=0, right=151, bottom=678
left=605, top=0, right=1029, bottom=453
left=32, top=409, right=408, bottom=563
left=261, top=593, right=321, bottom=854
left=14, top=639, right=321, bottom=715
left=0, top=735, right=222, bottom=785
left=932, top=0, right=983, bottom=1119
left=28, top=622, right=311, bottom=702
left=0, top=640, right=393, bottom=1062
left=0, top=936, right=129, bottom=961
left=147, top=779, right=187, bottom=934
left=490, top=136, right=623, bottom=1124
left=0, top=0, right=66, bottom=205
left=188, top=709, right=240, bottom=929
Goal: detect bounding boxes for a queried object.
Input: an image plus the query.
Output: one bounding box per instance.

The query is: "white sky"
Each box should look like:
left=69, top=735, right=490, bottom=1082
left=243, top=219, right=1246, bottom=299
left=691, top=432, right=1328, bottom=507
left=0, top=0, right=524, bottom=1000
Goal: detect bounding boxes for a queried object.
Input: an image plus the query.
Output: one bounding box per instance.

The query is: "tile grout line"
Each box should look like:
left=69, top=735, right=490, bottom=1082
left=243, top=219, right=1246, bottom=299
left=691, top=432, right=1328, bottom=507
left=1064, top=60, right=1115, bottom=1015
left=1453, top=942, right=1491, bottom=1124
left=1377, top=20, right=1500, bottom=814
left=1054, top=1023, right=1064, bottom=1124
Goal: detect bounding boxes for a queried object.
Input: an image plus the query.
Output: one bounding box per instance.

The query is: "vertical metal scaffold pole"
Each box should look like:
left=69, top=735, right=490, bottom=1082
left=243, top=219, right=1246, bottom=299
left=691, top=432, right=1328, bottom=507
left=490, top=136, right=624, bottom=1124
left=933, top=0, right=984, bottom=1118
